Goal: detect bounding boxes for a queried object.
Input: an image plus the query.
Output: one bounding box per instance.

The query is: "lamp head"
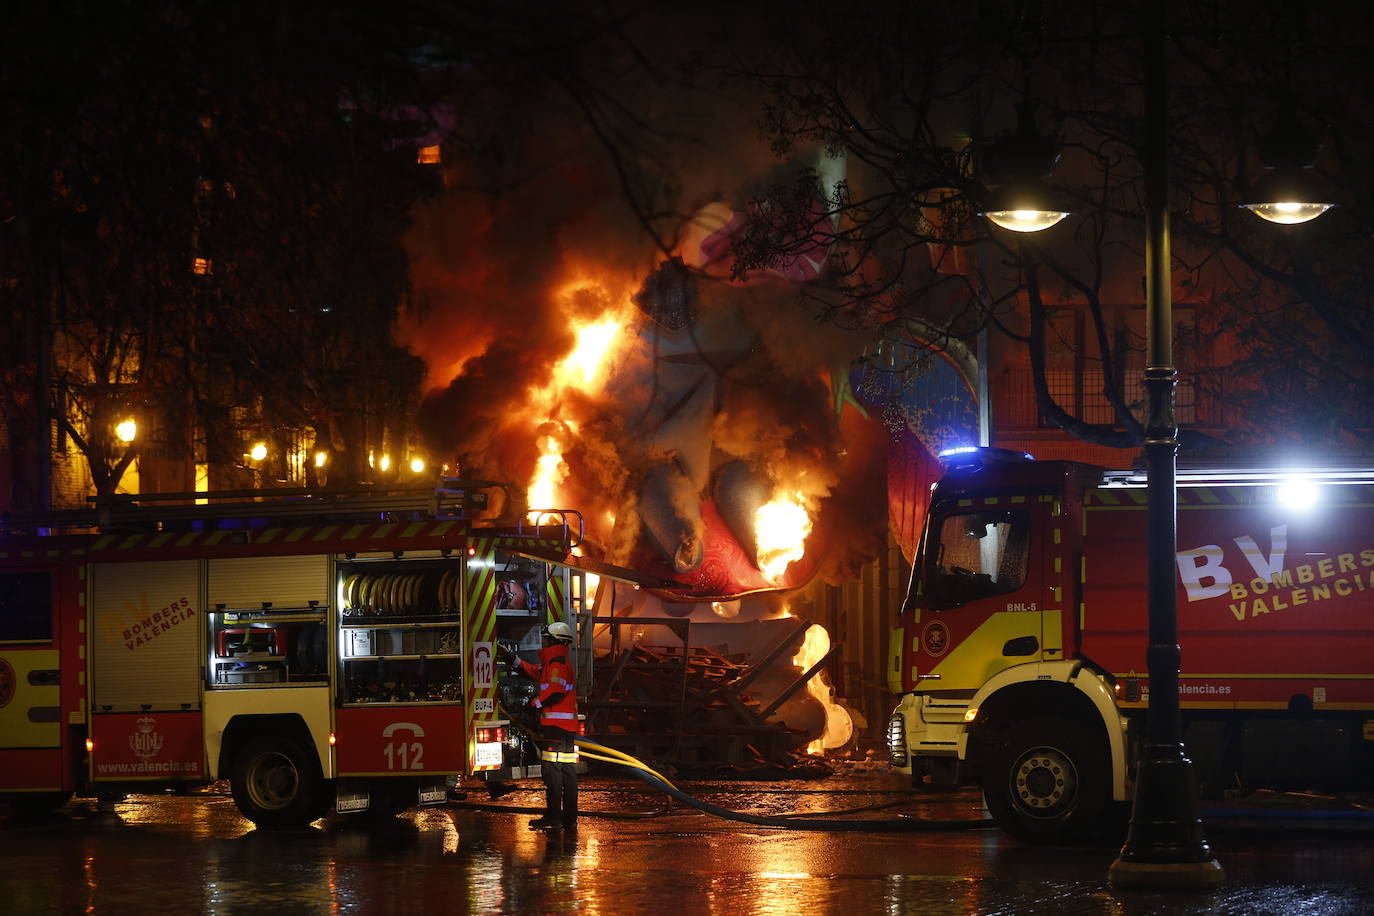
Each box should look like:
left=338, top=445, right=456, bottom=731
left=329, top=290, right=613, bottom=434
left=1240, top=167, right=1336, bottom=225
left=979, top=177, right=1070, bottom=232
left=1242, top=106, right=1336, bottom=225
left=978, top=104, right=1070, bottom=233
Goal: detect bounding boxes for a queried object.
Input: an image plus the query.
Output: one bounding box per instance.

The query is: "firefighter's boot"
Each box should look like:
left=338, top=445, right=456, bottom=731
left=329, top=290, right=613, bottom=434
left=528, top=816, right=561, bottom=830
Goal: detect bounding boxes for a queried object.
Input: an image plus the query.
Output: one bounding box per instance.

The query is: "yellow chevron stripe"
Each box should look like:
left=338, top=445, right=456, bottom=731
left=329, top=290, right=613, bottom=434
left=311, top=526, right=339, bottom=541
left=464, top=537, right=498, bottom=774
left=546, top=576, right=565, bottom=627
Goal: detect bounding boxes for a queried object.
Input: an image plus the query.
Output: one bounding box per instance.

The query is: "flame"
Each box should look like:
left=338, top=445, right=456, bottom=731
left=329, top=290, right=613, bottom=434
left=522, top=279, right=630, bottom=517
left=755, top=492, right=813, bottom=581
left=527, top=428, right=568, bottom=514
left=563, top=317, right=622, bottom=388
left=792, top=624, right=854, bottom=755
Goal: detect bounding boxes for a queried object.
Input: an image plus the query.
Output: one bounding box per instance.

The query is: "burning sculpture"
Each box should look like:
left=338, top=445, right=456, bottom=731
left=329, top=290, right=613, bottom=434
left=408, top=160, right=877, bottom=603
left=404, top=148, right=973, bottom=760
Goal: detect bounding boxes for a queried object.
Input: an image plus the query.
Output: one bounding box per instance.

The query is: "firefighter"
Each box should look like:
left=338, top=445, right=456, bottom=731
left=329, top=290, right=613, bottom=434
left=508, top=621, right=579, bottom=831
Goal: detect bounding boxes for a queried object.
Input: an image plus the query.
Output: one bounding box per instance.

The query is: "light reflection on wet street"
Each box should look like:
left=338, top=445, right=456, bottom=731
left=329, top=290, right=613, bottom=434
left=3, top=772, right=1374, bottom=915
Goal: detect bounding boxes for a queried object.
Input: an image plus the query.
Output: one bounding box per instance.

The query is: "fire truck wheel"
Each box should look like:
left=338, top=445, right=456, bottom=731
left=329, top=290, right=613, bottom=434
left=230, top=734, right=322, bottom=829
left=5, top=791, right=74, bottom=819
left=982, top=716, right=1109, bottom=845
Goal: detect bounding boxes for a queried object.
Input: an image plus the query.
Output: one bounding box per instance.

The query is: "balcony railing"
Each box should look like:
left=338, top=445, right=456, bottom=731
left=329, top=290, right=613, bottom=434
left=994, top=368, right=1225, bottom=430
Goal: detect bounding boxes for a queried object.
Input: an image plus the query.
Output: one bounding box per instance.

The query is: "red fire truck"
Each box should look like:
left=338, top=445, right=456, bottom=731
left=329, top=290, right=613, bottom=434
left=0, top=481, right=591, bottom=827
left=886, top=447, right=1374, bottom=843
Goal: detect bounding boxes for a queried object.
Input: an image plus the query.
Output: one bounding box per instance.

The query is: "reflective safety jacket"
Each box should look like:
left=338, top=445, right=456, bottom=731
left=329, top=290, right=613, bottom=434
left=518, top=645, right=579, bottom=734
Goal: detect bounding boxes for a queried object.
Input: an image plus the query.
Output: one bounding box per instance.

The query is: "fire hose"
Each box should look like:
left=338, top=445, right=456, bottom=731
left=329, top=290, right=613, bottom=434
left=454, top=709, right=995, bottom=831
left=576, top=737, right=996, bottom=832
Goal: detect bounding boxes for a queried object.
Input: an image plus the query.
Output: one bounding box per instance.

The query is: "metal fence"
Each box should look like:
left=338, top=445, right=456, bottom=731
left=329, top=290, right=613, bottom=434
left=994, top=368, right=1224, bottom=430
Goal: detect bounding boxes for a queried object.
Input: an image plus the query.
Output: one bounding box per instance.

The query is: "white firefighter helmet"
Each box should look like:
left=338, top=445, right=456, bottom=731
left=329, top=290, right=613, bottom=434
left=543, top=621, right=574, bottom=643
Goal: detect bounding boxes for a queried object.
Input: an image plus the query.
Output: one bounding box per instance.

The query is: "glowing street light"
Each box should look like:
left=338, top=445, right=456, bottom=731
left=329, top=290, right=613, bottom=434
left=115, top=419, right=137, bottom=443
left=250, top=442, right=268, bottom=462
left=980, top=177, right=1071, bottom=232
left=1241, top=167, right=1335, bottom=224
left=978, top=101, right=1071, bottom=233
left=1240, top=102, right=1336, bottom=225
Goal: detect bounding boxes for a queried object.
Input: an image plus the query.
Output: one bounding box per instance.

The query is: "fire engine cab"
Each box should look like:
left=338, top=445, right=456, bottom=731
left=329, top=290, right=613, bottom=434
left=886, top=447, right=1374, bottom=843
left=0, top=481, right=590, bottom=827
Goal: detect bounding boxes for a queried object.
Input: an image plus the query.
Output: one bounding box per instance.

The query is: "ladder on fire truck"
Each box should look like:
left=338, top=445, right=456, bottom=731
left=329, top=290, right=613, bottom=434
left=0, top=476, right=579, bottom=539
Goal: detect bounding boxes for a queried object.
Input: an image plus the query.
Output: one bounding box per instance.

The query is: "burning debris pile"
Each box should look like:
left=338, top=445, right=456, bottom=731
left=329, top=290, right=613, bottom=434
left=584, top=614, right=854, bottom=775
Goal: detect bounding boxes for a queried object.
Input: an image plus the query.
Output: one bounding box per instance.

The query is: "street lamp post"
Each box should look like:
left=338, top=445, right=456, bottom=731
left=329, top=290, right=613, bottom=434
left=979, top=0, right=1333, bottom=889
left=1108, top=1, right=1223, bottom=888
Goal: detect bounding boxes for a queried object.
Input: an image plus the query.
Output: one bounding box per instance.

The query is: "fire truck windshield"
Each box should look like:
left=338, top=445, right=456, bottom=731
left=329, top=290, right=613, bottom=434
left=923, top=510, right=1029, bottom=609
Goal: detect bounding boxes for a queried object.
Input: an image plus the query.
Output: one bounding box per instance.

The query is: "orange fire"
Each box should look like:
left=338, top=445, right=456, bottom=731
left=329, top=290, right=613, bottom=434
left=564, top=317, right=622, bottom=388
left=527, top=425, right=569, bottom=514
left=755, top=491, right=813, bottom=581
left=524, top=279, right=631, bottom=516
left=792, top=623, right=853, bottom=755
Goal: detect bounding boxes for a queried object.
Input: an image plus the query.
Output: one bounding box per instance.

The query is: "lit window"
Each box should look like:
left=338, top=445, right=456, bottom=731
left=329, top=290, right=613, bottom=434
left=192, top=257, right=212, bottom=275
left=417, top=145, right=441, bottom=165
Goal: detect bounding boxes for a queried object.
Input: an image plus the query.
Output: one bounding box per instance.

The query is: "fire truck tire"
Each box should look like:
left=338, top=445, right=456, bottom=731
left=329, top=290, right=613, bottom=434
left=6, top=791, right=74, bottom=819
left=230, top=734, right=322, bottom=829
left=982, top=716, right=1109, bottom=845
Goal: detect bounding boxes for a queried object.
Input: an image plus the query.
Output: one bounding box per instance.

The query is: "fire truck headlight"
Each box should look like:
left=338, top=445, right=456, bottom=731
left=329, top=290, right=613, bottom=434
left=963, top=706, right=979, bottom=723
left=1276, top=478, right=1320, bottom=510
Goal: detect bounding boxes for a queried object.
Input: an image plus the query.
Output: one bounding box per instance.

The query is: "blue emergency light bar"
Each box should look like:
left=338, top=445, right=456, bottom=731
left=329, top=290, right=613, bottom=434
left=936, top=446, right=1035, bottom=470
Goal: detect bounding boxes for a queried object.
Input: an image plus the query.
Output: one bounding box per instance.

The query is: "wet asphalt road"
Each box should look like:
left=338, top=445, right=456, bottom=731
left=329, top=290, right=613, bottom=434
left=3, top=767, right=1374, bottom=915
